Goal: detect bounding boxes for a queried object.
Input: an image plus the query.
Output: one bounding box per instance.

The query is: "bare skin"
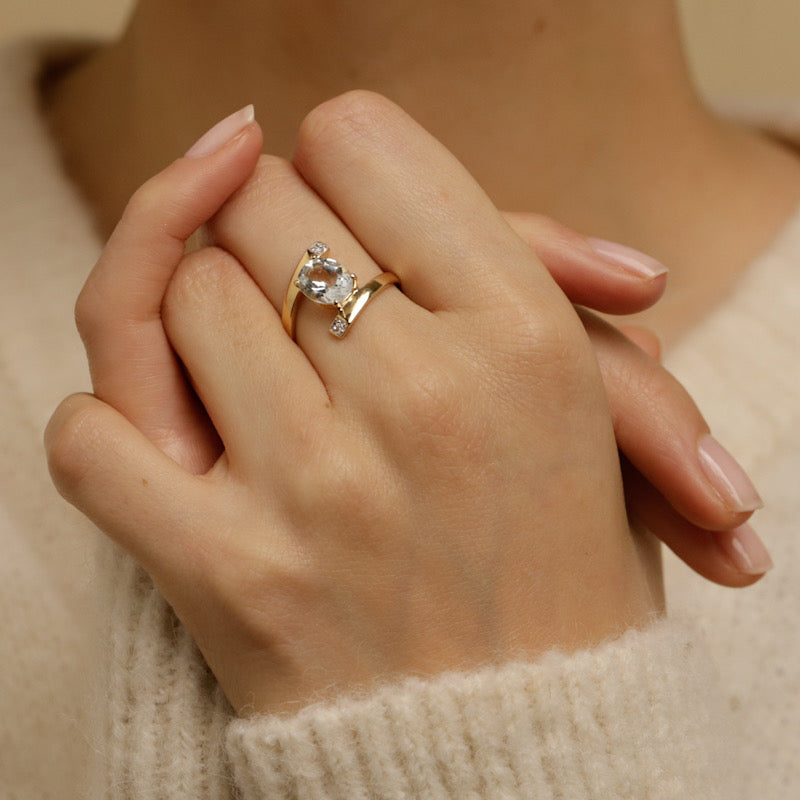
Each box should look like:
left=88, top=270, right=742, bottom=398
left=41, top=1, right=785, bottom=713
left=44, top=0, right=800, bottom=345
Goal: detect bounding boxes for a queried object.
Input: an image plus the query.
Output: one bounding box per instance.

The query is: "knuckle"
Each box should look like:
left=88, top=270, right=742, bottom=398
left=162, top=246, right=239, bottom=317
left=537, top=217, right=587, bottom=251
left=250, top=153, right=298, bottom=192
left=74, top=276, right=104, bottom=344
left=385, top=354, right=489, bottom=455
left=497, top=295, right=586, bottom=366
left=293, top=442, right=376, bottom=519
left=295, top=90, right=395, bottom=164
left=46, top=400, right=99, bottom=501
left=396, top=364, right=462, bottom=433
left=280, top=430, right=400, bottom=544
left=205, top=155, right=309, bottom=245
left=121, top=176, right=166, bottom=227
left=478, top=297, right=602, bottom=416
left=509, top=211, right=576, bottom=247
left=499, top=299, right=548, bottom=352
left=616, top=354, right=687, bottom=428
left=208, top=154, right=301, bottom=238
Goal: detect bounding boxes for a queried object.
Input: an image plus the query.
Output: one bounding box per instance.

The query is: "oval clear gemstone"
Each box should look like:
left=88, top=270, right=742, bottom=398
left=297, top=257, right=354, bottom=305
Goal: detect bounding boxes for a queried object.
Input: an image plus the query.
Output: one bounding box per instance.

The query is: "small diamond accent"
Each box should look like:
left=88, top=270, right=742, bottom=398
left=308, top=242, right=328, bottom=257
left=329, top=316, right=349, bottom=338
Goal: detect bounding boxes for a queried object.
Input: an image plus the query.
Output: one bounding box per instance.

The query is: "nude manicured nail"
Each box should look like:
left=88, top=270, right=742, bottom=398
left=698, top=434, right=764, bottom=513
left=586, top=237, right=668, bottom=280
left=715, top=524, right=773, bottom=575
left=184, top=105, right=255, bottom=159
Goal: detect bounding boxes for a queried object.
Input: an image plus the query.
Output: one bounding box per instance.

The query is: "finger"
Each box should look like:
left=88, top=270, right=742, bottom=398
left=579, top=308, right=764, bottom=529
left=162, top=247, right=330, bottom=466
left=618, top=325, right=662, bottom=360
left=45, top=393, right=208, bottom=580
left=623, top=462, right=772, bottom=587
left=205, top=155, right=430, bottom=391
left=504, top=212, right=668, bottom=315
left=76, top=107, right=262, bottom=472
left=292, top=92, right=564, bottom=317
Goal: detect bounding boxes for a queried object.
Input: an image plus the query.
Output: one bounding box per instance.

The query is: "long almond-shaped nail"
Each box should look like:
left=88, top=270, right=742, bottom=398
left=715, top=524, right=773, bottom=575
left=698, top=434, right=763, bottom=512
left=587, top=237, right=668, bottom=280
left=184, top=104, right=255, bottom=159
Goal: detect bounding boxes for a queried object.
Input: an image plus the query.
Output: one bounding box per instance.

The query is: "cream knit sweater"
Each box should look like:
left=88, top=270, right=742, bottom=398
left=1, top=41, right=797, bottom=800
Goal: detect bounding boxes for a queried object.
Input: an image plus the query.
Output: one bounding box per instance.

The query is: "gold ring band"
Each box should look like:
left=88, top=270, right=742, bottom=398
left=282, top=242, right=400, bottom=340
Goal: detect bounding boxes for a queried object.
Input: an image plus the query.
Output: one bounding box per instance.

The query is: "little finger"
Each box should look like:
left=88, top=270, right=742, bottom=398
left=624, top=463, right=772, bottom=587
left=581, top=308, right=764, bottom=529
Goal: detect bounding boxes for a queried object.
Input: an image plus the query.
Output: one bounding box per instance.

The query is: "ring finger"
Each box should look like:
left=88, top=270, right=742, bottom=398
left=205, top=155, right=433, bottom=396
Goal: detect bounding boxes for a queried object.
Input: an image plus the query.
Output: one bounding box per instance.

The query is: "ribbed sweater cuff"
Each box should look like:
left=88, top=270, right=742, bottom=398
left=225, top=617, right=728, bottom=800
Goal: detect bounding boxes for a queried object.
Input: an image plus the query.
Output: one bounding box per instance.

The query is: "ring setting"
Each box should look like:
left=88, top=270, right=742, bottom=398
left=282, top=242, right=400, bottom=340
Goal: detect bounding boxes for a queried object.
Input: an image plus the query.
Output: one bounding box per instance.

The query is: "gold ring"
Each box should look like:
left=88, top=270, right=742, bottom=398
left=281, top=242, right=400, bottom=340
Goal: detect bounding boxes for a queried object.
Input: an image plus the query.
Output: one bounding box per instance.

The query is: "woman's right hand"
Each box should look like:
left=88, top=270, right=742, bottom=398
left=57, top=101, right=768, bottom=590
left=44, top=94, right=772, bottom=715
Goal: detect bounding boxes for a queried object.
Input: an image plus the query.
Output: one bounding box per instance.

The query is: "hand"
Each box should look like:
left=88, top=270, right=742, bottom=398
left=46, top=94, right=766, bottom=714
left=62, top=101, right=765, bottom=590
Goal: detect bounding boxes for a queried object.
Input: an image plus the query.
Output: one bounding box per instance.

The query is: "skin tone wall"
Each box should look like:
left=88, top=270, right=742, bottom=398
left=680, top=0, right=800, bottom=97
left=2, top=0, right=800, bottom=98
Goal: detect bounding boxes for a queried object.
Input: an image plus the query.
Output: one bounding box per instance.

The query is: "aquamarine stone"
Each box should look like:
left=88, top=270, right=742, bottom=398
left=297, top=257, right=354, bottom=305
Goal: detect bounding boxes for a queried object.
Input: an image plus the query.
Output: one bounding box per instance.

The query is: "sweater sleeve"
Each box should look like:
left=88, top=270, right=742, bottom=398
left=225, top=617, right=734, bottom=800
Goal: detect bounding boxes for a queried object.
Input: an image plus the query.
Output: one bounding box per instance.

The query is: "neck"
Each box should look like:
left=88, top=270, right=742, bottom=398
left=45, top=0, right=800, bottom=343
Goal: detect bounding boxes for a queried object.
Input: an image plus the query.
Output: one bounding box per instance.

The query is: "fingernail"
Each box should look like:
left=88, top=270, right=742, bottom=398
left=587, top=237, right=668, bottom=280
left=715, top=524, right=773, bottom=575
left=184, top=105, right=255, bottom=159
left=698, top=434, right=764, bottom=512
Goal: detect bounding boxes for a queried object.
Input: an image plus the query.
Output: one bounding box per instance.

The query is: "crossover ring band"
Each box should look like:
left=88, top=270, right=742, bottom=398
left=281, top=242, right=400, bottom=340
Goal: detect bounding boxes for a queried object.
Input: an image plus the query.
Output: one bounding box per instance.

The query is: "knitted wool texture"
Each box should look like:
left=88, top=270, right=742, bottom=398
left=226, top=621, right=729, bottom=800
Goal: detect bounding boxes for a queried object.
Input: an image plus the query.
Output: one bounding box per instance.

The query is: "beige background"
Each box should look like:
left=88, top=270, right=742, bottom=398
left=1, top=0, right=800, bottom=99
